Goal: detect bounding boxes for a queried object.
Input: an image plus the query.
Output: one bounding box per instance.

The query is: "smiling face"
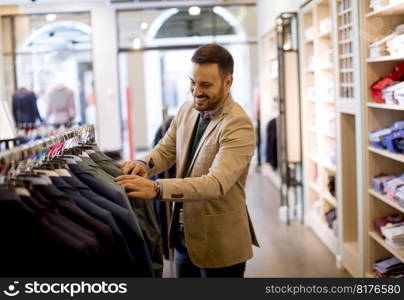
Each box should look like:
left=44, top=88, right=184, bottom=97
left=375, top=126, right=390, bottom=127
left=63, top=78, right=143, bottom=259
left=189, top=63, right=233, bottom=112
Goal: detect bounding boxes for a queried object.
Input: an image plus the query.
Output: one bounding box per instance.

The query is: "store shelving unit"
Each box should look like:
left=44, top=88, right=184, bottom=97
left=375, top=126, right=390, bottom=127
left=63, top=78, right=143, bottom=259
left=360, top=0, right=404, bottom=276
left=259, top=29, right=281, bottom=188
left=332, top=0, right=365, bottom=277
left=299, top=0, right=339, bottom=258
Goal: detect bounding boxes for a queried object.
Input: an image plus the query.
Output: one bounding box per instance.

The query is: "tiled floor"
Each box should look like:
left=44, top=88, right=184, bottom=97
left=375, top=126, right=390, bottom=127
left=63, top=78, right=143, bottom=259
left=244, top=171, right=349, bottom=277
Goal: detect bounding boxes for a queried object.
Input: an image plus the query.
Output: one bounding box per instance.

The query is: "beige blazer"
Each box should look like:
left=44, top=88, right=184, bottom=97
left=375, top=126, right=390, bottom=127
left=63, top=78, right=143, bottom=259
left=140, top=96, right=259, bottom=268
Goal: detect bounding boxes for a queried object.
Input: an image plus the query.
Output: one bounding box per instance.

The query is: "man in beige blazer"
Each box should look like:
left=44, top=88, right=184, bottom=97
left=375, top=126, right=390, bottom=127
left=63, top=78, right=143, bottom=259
left=115, top=44, right=259, bottom=278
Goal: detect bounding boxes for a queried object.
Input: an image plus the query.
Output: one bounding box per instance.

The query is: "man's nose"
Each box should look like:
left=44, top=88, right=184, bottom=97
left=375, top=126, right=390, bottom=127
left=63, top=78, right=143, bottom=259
left=193, top=85, right=202, bottom=97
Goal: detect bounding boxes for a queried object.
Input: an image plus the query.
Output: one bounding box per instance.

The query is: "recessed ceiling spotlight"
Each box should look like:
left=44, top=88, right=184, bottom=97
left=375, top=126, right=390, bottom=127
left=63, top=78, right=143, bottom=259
left=132, top=38, right=141, bottom=49
left=46, top=14, right=56, bottom=22
left=140, top=22, right=148, bottom=30
left=189, top=6, right=201, bottom=16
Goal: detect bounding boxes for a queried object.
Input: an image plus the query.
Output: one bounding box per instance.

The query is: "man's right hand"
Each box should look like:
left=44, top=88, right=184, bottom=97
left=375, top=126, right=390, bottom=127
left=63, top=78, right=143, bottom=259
left=119, top=160, right=148, bottom=177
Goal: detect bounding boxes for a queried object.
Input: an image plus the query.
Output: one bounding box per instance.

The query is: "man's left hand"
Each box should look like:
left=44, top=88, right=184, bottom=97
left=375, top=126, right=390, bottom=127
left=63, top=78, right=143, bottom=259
left=114, top=175, right=158, bottom=200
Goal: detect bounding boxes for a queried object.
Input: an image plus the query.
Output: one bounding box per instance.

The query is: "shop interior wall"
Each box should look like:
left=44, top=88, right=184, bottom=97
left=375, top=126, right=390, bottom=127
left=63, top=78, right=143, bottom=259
left=0, top=6, right=17, bottom=104
left=256, top=0, right=307, bottom=155
left=0, top=2, right=122, bottom=152
left=126, top=51, right=148, bottom=151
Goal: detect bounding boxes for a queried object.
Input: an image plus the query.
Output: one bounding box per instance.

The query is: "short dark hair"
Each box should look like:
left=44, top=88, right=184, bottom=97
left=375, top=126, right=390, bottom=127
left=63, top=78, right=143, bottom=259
left=191, top=44, right=234, bottom=77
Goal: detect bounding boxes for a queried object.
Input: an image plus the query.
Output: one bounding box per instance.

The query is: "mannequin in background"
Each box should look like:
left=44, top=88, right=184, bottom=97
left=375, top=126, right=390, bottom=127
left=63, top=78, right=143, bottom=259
left=12, top=87, right=43, bottom=125
left=46, top=83, right=76, bottom=124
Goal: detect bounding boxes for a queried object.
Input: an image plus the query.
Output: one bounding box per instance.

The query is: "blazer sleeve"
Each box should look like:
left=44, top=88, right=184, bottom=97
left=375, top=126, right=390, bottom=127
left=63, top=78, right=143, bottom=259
left=138, top=105, right=183, bottom=177
left=159, top=114, right=256, bottom=202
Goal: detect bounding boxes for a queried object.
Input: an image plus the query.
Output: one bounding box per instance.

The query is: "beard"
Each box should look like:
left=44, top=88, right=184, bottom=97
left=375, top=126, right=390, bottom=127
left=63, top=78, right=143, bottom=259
left=193, top=85, right=225, bottom=112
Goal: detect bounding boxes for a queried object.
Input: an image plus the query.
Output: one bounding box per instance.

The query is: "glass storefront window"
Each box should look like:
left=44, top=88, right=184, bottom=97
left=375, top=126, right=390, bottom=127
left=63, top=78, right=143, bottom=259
left=116, top=5, right=257, bottom=158
left=1, top=12, right=96, bottom=126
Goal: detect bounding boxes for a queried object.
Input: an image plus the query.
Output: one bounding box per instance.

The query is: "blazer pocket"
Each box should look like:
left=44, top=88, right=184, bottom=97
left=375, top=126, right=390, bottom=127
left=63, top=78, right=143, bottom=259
left=205, top=210, right=251, bottom=257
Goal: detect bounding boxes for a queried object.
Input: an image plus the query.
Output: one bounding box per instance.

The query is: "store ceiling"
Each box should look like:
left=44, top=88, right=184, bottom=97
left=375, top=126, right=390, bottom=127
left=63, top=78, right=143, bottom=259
left=0, top=0, right=254, bottom=6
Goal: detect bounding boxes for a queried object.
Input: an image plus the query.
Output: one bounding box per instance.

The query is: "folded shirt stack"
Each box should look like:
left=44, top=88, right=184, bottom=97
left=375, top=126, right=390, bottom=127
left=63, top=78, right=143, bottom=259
left=368, top=120, right=404, bottom=152
left=369, top=24, right=404, bottom=58
left=382, top=81, right=404, bottom=105
left=384, top=177, right=404, bottom=200
left=381, top=222, right=404, bottom=249
left=373, top=256, right=404, bottom=278
left=373, top=214, right=404, bottom=238
left=324, top=208, right=337, bottom=229
left=371, top=174, right=396, bottom=193
left=307, top=56, right=315, bottom=70
left=395, top=187, right=404, bottom=207
left=319, top=17, right=331, bottom=35
left=371, top=173, right=404, bottom=208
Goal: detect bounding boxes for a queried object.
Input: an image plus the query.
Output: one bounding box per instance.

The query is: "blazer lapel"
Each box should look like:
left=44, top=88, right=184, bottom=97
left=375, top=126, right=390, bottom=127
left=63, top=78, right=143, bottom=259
left=177, top=108, right=199, bottom=179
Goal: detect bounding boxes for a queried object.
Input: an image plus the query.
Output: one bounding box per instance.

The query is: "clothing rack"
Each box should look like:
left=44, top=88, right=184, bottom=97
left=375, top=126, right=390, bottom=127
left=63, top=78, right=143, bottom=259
left=0, top=124, right=95, bottom=166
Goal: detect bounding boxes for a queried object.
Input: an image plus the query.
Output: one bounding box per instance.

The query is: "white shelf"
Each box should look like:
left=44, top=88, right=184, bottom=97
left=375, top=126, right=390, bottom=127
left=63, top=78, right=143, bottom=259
left=319, top=64, right=333, bottom=71
left=322, top=192, right=337, bottom=207
left=318, top=31, right=331, bottom=38
left=308, top=126, right=317, bottom=134
left=366, top=55, right=404, bottom=63
left=308, top=126, right=335, bottom=138
left=367, top=102, right=404, bottom=111
left=369, top=189, right=404, bottom=214
left=339, top=39, right=352, bottom=44
left=368, top=146, right=404, bottom=163
left=366, top=1, right=404, bottom=18
left=321, top=100, right=336, bottom=105
left=369, top=231, right=404, bottom=264
left=309, top=155, right=320, bottom=165
left=308, top=211, right=337, bottom=255
left=323, top=162, right=336, bottom=173
left=338, top=23, right=352, bottom=30
left=309, top=182, right=321, bottom=194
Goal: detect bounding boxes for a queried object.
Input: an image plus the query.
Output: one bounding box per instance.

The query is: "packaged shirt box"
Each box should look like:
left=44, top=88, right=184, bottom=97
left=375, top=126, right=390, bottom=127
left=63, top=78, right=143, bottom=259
left=384, top=177, right=404, bottom=200
left=371, top=175, right=395, bottom=193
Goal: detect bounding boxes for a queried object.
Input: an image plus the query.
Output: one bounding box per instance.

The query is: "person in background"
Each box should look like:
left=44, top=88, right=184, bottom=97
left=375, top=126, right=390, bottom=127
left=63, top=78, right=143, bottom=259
left=115, top=44, right=259, bottom=278
left=12, top=87, right=43, bottom=125
left=45, top=83, right=76, bottom=125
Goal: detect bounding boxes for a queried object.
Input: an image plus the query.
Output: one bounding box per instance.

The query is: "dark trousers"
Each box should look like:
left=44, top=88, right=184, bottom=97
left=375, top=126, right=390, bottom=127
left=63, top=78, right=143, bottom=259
left=174, top=247, right=246, bottom=278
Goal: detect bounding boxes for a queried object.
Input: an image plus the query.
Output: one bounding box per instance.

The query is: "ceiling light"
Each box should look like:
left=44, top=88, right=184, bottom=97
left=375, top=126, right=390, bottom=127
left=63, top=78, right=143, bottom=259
left=132, top=38, right=141, bottom=49
left=46, top=14, right=56, bottom=22
left=140, top=22, right=148, bottom=30
left=189, top=6, right=201, bottom=16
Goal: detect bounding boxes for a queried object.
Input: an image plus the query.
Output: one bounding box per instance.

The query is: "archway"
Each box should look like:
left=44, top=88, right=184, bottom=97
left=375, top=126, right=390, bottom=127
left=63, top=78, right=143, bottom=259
left=15, top=18, right=95, bottom=125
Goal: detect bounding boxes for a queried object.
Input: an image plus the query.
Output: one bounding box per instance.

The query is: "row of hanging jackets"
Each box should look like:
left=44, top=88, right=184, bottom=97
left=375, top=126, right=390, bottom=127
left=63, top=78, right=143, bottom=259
left=0, top=141, right=163, bottom=277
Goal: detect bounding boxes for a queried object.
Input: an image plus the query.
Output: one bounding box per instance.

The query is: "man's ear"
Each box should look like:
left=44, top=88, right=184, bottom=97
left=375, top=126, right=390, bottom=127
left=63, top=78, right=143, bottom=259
left=224, top=74, right=233, bottom=92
